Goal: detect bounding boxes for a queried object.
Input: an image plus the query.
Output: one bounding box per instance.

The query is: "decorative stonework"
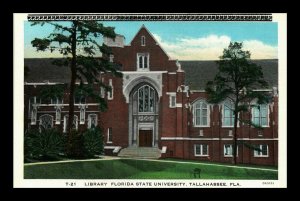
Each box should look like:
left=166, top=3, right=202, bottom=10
left=138, top=115, right=155, bottom=122
left=122, top=72, right=163, bottom=103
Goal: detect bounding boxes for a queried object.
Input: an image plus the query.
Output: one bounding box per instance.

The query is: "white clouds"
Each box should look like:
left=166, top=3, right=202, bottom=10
left=152, top=33, right=277, bottom=60
left=243, top=40, right=278, bottom=59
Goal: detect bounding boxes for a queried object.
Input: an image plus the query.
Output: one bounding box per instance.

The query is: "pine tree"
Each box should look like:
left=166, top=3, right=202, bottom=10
left=205, top=42, right=271, bottom=165
left=31, top=21, right=122, bottom=156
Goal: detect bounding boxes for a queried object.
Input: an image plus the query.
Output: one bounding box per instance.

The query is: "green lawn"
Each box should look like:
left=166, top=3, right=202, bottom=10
left=24, top=159, right=278, bottom=179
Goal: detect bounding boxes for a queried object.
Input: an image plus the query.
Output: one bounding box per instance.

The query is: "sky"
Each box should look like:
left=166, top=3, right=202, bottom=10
left=24, top=21, right=278, bottom=60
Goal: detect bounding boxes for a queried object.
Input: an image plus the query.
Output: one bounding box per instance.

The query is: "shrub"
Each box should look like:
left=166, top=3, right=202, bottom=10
left=83, top=127, right=104, bottom=158
left=24, top=128, right=66, bottom=161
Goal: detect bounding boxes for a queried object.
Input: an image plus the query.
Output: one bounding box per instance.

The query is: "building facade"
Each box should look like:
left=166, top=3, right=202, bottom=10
left=24, top=26, right=278, bottom=166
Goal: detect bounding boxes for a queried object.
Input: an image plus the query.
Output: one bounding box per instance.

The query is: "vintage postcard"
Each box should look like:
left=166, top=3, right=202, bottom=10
left=13, top=13, right=287, bottom=188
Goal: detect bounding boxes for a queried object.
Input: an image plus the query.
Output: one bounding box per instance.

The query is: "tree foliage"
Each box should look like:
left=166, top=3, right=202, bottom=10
left=31, top=21, right=123, bottom=156
left=205, top=42, right=272, bottom=164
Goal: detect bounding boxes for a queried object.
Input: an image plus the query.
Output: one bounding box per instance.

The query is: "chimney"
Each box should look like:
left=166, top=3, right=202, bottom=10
left=103, top=34, right=125, bottom=47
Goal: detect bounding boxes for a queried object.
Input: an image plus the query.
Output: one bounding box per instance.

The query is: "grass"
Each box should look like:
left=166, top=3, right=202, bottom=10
left=24, top=159, right=278, bottom=179
left=161, top=158, right=278, bottom=170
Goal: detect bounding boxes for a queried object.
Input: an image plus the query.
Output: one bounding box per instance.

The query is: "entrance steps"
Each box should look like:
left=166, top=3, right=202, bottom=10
left=118, top=147, right=161, bottom=159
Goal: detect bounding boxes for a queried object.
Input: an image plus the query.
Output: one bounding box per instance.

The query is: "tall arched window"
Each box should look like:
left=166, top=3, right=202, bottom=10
left=39, top=114, right=53, bottom=130
left=138, top=85, right=155, bottom=112
left=193, top=100, right=209, bottom=127
left=223, top=100, right=235, bottom=127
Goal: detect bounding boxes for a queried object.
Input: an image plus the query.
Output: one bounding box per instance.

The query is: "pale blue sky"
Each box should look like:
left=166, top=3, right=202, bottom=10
left=24, top=21, right=278, bottom=60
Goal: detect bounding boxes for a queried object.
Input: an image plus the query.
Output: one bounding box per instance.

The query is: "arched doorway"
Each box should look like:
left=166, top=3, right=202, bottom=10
left=128, top=83, right=159, bottom=147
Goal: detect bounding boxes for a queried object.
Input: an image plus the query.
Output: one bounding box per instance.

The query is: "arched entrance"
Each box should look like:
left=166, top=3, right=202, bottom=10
left=128, top=83, right=159, bottom=147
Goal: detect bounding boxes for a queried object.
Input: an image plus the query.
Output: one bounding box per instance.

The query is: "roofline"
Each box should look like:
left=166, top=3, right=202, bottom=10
left=128, top=25, right=174, bottom=61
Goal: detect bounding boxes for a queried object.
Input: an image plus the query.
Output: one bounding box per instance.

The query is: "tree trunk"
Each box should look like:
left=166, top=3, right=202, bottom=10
left=67, top=21, right=77, bottom=153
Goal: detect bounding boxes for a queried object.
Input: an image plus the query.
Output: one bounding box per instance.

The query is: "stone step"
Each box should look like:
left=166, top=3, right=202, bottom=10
left=118, top=147, right=161, bottom=159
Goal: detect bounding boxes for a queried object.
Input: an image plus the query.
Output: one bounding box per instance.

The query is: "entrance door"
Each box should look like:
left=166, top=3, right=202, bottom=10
left=139, top=130, right=152, bottom=147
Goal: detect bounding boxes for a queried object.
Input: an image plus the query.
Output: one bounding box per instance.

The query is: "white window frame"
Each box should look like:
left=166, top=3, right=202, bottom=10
left=254, top=144, right=269, bottom=157
left=141, top=36, right=146, bottom=46
left=31, top=108, right=37, bottom=125
left=107, top=79, right=113, bottom=100
left=55, top=107, right=61, bottom=125
left=193, top=100, right=210, bottom=127
left=169, top=94, right=176, bottom=108
left=88, top=114, right=98, bottom=128
left=252, top=104, right=269, bottom=127
left=39, top=114, right=53, bottom=130
left=224, top=144, right=238, bottom=157
left=80, top=108, right=85, bottom=124
left=194, top=144, right=209, bottom=156
left=63, top=115, right=78, bottom=133
left=107, top=127, right=113, bottom=143
left=137, top=53, right=150, bottom=71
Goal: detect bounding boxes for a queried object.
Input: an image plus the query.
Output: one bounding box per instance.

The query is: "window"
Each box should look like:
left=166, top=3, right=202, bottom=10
left=194, top=144, right=209, bottom=156
left=80, top=108, right=85, bottom=124
left=75, top=96, right=86, bottom=104
left=39, top=114, right=53, bottom=130
left=63, top=115, right=78, bottom=132
left=109, top=54, right=114, bottom=62
left=193, top=100, right=209, bottom=127
left=31, top=108, right=37, bottom=125
left=107, top=127, right=113, bottom=143
left=252, top=104, right=268, bottom=127
left=224, top=144, right=238, bottom=157
left=223, top=101, right=235, bottom=127
left=100, top=77, right=105, bottom=98
left=169, top=94, right=176, bottom=108
left=100, top=87, right=105, bottom=98
left=107, top=79, right=113, bottom=100
left=137, top=53, right=149, bottom=70
left=88, top=114, right=98, bottom=128
left=55, top=108, right=61, bottom=124
left=254, top=144, right=269, bottom=157
left=141, top=36, right=146, bottom=46
left=138, top=85, right=155, bottom=113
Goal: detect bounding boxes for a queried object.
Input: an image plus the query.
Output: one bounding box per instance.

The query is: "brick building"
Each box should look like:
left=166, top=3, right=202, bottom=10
left=24, top=25, right=278, bottom=166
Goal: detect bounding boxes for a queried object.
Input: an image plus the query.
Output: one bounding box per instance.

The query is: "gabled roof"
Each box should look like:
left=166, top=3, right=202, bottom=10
left=128, top=25, right=173, bottom=60
left=25, top=58, right=71, bottom=83
left=181, top=59, right=278, bottom=90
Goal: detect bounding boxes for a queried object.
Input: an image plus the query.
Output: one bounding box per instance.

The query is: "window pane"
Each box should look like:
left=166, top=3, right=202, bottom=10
left=202, top=145, right=208, bottom=155
left=262, top=145, right=268, bottom=155
left=202, top=103, right=207, bottom=109
left=224, top=117, right=230, bottom=126
left=144, top=56, right=148, bottom=68
left=202, top=117, right=207, bottom=126
left=202, top=109, right=207, bottom=117
left=139, top=88, right=143, bottom=112
left=196, top=117, right=200, bottom=125
left=253, top=117, right=260, bottom=125
left=144, top=86, right=149, bottom=111
left=224, top=108, right=230, bottom=118
left=150, top=88, right=154, bottom=112
left=261, top=117, right=267, bottom=126
left=171, top=96, right=176, bottom=107
left=195, top=145, right=200, bottom=155
left=139, top=56, right=143, bottom=68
